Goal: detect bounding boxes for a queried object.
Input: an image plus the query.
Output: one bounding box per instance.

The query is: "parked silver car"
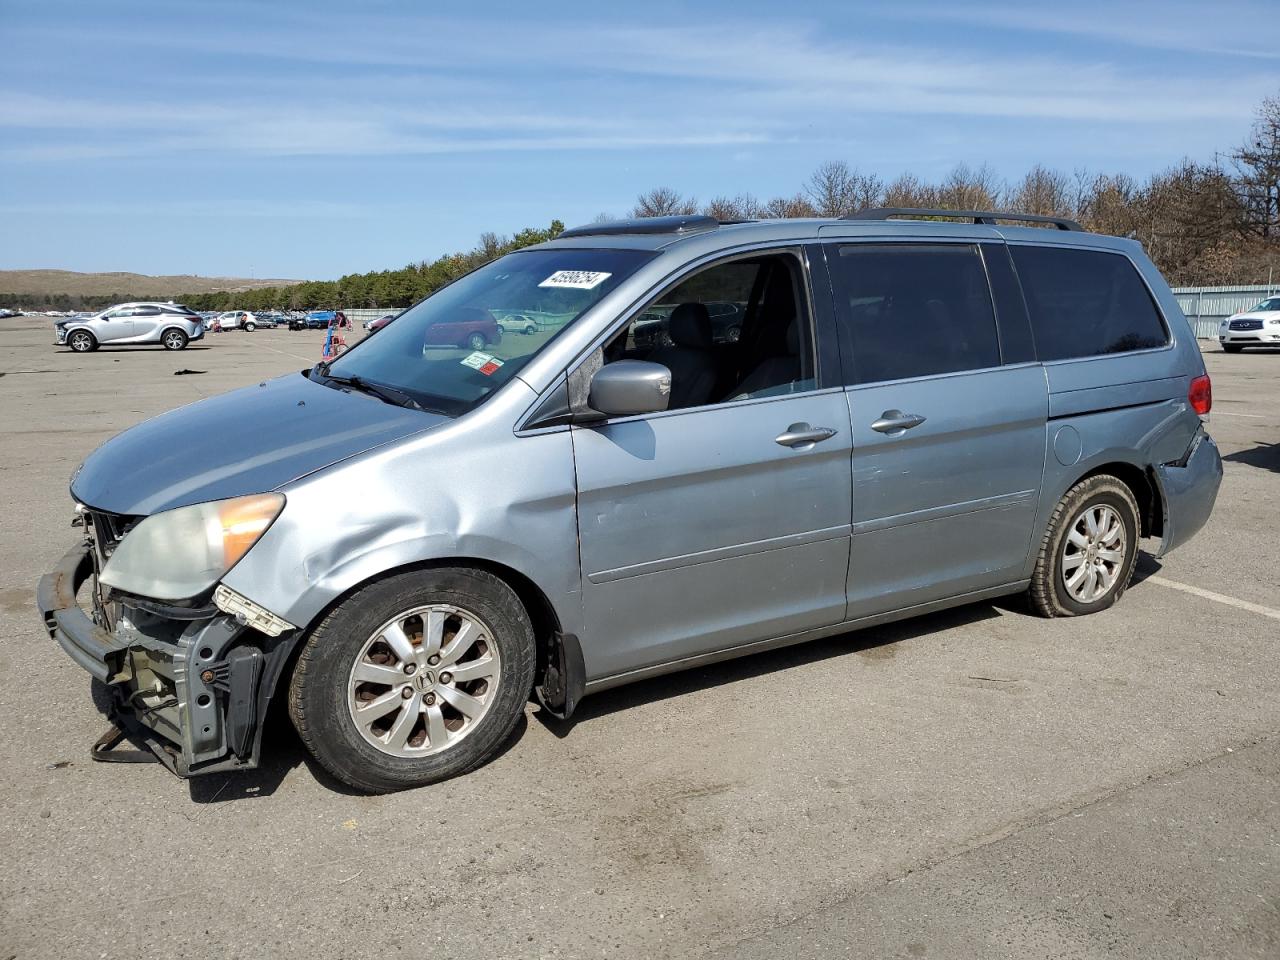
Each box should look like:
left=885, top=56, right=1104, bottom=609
left=55, top=302, right=205, bottom=352
left=39, top=210, right=1221, bottom=793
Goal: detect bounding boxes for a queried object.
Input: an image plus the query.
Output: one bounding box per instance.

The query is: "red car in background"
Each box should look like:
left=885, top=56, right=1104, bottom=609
left=422, top=307, right=502, bottom=351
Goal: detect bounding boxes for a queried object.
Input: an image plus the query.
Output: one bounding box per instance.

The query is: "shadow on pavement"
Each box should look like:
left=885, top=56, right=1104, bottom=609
left=536, top=600, right=1005, bottom=738
left=1223, top=440, right=1280, bottom=474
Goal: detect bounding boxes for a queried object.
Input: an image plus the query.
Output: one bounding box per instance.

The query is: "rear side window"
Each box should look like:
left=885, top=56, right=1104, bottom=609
left=827, top=244, right=1001, bottom=385
left=1009, top=246, right=1169, bottom=361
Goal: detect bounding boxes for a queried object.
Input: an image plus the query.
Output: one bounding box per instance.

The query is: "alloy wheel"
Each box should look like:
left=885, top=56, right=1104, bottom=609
left=1061, top=504, right=1127, bottom=603
left=346, top=604, right=502, bottom=757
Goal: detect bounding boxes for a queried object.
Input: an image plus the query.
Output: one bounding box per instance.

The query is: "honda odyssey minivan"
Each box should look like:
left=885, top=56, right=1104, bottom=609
left=38, top=210, right=1222, bottom=793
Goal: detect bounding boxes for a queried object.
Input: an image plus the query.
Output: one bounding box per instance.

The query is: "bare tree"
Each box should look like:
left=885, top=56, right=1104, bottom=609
left=477, top=231, right=505, bottom=259
left=882, top=173, right=939, bottom=210
left=1008, top=164, right=1074, bottom=218
left=1076, top=172, right=1139, bottom=237
left=803, top=161, right=882, bottom=217
left=761, top=194, right=818, bottom=218
left=631, top=187, right=698, bottom=218
left=702, top=193, right=765, bottom=220
left=937, top=163, right=1002, bottom=211
left=1229, top=94, right=1280, bottom=240
left=1137, top=161, right=1243, bottom=283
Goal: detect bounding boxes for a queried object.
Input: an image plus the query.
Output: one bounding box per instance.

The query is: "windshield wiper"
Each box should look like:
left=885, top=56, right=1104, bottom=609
left=315, top=369, right=424, bottom=411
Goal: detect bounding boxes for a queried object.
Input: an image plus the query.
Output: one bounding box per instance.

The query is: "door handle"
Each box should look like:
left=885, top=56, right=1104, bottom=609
left=775, top=422, right=838, bottom=448
left=870, top=410, right=927, bottom=434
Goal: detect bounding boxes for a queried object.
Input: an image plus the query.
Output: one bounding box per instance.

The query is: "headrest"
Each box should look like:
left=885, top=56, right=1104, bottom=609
left=668, top=302, right=712, bottom=349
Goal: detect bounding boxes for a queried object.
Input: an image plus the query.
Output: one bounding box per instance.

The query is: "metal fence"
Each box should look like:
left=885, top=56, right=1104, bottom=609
left=1172, top=284, right=1278, bottom=338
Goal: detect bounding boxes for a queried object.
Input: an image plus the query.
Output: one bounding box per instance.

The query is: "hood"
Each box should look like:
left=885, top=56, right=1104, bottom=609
left=71, top=372, right=448, bottom=515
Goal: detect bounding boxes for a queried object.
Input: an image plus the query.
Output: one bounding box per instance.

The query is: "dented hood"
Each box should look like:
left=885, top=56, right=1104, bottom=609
left=71, top=372, right=448, bottom=515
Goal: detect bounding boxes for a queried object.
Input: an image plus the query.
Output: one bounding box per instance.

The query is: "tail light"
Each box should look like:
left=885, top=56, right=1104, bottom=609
left=1188, top=373, right=1212, bottom=416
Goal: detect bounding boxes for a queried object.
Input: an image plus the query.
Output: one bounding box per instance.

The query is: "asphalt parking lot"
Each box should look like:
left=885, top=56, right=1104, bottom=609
left=0, top=315, right=1277, bottom=959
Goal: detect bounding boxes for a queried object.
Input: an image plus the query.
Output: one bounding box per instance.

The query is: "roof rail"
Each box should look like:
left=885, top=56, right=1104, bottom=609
left=845, top=207, right=1084, bottom=232
left=559, top=215, right=720, bottom=239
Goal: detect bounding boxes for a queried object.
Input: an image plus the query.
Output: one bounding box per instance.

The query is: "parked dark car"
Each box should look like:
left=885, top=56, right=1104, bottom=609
left=365, top=314, right=397, bottom=334
left=424, top=307, right=502, bottom=350
left=290, top=311, right=335, bottom=331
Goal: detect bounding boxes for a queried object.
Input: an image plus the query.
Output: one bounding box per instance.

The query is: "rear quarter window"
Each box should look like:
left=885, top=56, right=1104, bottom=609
left=1009, top=246, right=1169, bottom=362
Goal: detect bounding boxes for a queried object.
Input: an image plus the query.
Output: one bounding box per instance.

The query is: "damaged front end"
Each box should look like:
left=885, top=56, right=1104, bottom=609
left=36, top=509, right=297, bottom=777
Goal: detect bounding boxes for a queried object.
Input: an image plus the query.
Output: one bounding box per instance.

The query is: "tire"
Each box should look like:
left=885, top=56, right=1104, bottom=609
left=1029, top=475, right=1141, bottom=618
left=467, top=332, right=488, bottom=351
left=162, top=329, right=189, bottom=351
left=524, top=324, right=536, bottom=335
left=1222, top=344, right=1243, bottom=353
left=68, top=329, right=97, bottom=353
left=288, top=567, right=536, bottom=793
left=244, top=321, right=256, bottom=332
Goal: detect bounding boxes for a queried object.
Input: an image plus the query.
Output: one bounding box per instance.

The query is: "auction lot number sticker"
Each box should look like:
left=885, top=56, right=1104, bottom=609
left=538, top=270, right=611, bottom=290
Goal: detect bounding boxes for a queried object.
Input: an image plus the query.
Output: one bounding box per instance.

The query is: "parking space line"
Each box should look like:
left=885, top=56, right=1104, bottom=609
left=252, top=341, right=318, bottom=362
left=1145, top=575, right=1280, bottom=622
left=1212, top=411, right=1266, bottom=418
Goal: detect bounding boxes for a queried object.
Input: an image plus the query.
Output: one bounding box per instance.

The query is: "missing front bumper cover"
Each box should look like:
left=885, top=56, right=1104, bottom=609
left=37, top=542, right=297, bottom=778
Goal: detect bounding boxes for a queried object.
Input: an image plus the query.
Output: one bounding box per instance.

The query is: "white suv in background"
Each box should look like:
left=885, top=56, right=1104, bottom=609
left=1219, top=296, right=1280, bottom=352
left=215, top=311, right=260, bottom=332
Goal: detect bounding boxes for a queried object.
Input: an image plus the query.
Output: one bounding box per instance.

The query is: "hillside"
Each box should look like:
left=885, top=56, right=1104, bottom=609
left=0, top=269, right=302, bottom=299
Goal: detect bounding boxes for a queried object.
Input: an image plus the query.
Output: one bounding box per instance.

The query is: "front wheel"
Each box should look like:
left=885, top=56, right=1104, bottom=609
left=467, top=332, right=488, bottom=351
left=288, top=568, right=536, bottom=793
left=162, top=329, right=189, bottom=351
left=244, top=321, right=256, bottom=332
left=68, top=329, right=97, bottom=353
left=1029, top=475, right=1140, bottom=617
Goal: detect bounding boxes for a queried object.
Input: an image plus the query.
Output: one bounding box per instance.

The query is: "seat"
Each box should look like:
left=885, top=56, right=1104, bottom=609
left=647, top=303, right=717, bottom=409
left=730, top=319, right=803, bottom=399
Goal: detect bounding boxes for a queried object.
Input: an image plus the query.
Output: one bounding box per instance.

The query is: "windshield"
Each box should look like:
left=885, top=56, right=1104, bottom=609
left=321, top=247, right=655, bottom=415
left=1251, top=297, right=1280, bottom=311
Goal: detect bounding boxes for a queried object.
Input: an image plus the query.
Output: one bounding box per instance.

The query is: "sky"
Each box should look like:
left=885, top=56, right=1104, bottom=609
left=1, top=0, right=1277, bottom=280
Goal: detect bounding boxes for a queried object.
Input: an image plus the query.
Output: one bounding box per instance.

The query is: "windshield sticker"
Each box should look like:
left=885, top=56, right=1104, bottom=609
left=461, top=351, right=504, bottom=376
left=538, top=270, right=611, bottom=290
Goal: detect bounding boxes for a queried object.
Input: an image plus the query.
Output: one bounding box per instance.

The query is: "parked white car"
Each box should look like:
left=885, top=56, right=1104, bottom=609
left=215, top=311, right=261, bottom=332
left=1219, top=296, right=1280, bottom=352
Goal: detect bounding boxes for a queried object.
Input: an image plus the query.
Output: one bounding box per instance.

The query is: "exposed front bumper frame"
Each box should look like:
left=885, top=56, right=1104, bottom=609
left=37, top=541, right=295, bottom=777
left=36, top=542, right=129, bottom=683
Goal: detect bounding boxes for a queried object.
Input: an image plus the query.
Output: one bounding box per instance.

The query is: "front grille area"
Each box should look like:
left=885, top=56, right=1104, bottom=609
left=1230, top=319, right=1263, bottom=331
left=87, top=509, right=142, bottom=561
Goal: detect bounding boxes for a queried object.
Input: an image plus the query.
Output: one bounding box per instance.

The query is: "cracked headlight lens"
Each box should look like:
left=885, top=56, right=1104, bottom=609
left=100, top=493, right=284, bottom=600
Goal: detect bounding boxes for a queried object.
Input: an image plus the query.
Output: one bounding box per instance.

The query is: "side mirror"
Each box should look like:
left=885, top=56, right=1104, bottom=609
left=588, top=360, right=672, bottom=417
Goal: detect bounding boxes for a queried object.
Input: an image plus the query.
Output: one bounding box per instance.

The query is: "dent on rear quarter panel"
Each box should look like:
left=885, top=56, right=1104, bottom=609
left=1153, top=432, right=1222, bottom=557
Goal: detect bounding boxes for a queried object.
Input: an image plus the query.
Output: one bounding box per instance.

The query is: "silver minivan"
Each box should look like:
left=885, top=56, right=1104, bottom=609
left=39, top=210, right=1222, bottom=793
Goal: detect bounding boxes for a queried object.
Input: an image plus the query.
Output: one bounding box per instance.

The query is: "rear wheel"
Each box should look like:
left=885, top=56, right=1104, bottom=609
left=1029, top=475, right=1140, bottom=617
left=162, top=329, right=189, bottom=351
left=288, top=568, right=536, bottom=793
left=1222, top=344, right=1243, bottom=353
left=68, top=329, right=97, bottom=353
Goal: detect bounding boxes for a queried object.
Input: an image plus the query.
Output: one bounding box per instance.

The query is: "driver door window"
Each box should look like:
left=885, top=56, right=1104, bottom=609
left=604, top=252, right=817, bottom=410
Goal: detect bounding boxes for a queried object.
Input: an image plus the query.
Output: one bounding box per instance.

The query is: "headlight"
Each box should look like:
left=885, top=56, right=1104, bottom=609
left=100, top=493, right=284, bottom=600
